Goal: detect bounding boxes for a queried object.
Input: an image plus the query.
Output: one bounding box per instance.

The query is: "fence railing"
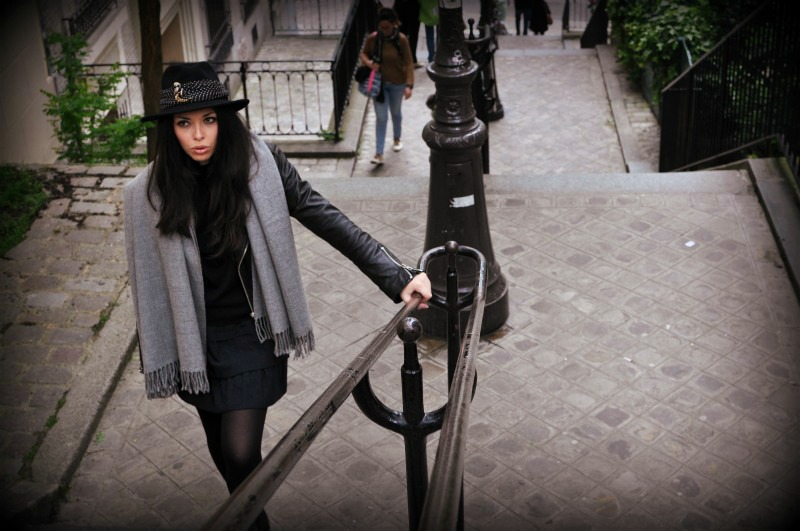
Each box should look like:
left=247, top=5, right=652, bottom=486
left=659, top=0, right=799, bottom=181
left=202, top=242, right=487, bottom=531
left=65, top=0, right=115, bottom=36
left=331, top=0, right=378, bottom=141
left=84, top=60, right=336, bottom=139
left=83, top=0, right=375, bottom=142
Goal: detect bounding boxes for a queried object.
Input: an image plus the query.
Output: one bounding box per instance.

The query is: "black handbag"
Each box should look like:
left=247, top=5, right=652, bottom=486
left=355, top=33, right=383, bottom=98
left=355, top=65, right=371, bottom=83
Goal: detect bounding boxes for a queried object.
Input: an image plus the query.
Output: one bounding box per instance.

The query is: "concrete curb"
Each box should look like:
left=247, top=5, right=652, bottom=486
left=8, top=287, right=138, bottom=524
left=596, top=44, right=657, bottom=173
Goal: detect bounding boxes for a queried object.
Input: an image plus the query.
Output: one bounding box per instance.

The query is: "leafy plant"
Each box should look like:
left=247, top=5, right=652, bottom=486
left=0, top=166, right=48, bottom=256
left=608, top=0, right=715, bottom=107
left=41, top=33, right=147, bottom=163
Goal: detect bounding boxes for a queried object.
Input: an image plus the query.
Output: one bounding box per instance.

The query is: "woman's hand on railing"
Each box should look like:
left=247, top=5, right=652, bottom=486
left=400, top=273, right=432, bottom=310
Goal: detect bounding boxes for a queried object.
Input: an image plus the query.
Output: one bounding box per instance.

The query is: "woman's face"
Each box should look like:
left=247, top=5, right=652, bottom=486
left=173, top=108, right=218, bottom=165
left=378, top=20, right=395, bottom=37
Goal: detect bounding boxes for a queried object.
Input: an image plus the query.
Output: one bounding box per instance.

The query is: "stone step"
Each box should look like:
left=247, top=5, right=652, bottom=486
left=307, top=170, right=751, bottom=200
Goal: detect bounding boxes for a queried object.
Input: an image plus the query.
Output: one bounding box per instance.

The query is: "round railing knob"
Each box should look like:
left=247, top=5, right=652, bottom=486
left=397, top=316, right=423, bottom=343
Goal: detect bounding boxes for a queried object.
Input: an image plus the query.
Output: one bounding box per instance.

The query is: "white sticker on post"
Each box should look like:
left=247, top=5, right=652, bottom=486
left=450, top=195, right=475, bottom=208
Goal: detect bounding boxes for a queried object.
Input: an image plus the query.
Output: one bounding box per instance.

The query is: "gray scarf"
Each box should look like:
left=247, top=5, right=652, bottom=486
left=124, top=134, right=314, bottom=399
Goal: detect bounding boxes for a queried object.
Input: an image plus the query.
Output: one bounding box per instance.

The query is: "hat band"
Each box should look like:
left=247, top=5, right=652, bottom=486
left=159, top=79, right=229, bottom=110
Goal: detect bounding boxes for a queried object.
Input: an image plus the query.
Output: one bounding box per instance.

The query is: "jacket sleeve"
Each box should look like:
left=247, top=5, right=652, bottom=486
left=268, top=143, right=415, bottom=302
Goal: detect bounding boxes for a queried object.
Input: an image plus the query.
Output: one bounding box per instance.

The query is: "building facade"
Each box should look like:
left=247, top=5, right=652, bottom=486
left=0, top=0, right=274, bottom=164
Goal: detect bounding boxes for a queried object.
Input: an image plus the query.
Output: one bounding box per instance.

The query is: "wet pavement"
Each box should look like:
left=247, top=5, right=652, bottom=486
left=2, top=2, right=799, bottom=529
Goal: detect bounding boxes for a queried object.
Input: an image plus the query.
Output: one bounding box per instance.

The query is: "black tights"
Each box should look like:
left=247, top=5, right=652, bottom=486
left=198, top=408, right=270, bottom=530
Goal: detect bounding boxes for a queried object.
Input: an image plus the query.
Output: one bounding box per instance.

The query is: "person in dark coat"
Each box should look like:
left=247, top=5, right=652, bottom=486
left=530, top=0, right=552, bottom=35
left=394, top=0, right=421, bottom=64
left=126, top=61, right=431, bottom=531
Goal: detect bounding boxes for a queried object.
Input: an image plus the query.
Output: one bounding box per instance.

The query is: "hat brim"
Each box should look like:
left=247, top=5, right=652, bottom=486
left=140, top=98, right=249, bottom=122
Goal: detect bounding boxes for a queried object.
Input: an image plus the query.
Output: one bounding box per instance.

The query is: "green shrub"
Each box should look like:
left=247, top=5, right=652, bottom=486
left=0, top=166, right=48, bottom=256
left=609, top=1, right=715, bottom=102
left=607, top=0, right=763, bottom=110
left=41, top=33, right=147, bottom=164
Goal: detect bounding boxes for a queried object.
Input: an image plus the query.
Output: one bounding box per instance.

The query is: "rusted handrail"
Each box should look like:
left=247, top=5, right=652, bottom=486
left=418, top=244, right=487, bottom=530
left=202, top=293, right=422, bottom=531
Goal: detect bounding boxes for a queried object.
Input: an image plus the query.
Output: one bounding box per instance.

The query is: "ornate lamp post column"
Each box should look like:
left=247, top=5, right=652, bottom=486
left=418, top=0, right=509, bottom=338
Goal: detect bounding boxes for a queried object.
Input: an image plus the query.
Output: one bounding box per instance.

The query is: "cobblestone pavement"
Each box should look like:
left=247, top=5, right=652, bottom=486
left=4, top=3, right=799, bottom=530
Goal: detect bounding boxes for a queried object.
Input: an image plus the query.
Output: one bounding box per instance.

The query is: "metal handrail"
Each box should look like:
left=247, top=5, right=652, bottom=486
left=418, top=244, right=487, bottom=531
left=202, top=241, right=488, bottom=530
left=202, top=294, right=422, bottom=531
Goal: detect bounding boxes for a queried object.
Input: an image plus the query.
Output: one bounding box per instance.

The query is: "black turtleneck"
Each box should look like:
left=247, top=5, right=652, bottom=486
left=193, top=164, right=252, bottom=326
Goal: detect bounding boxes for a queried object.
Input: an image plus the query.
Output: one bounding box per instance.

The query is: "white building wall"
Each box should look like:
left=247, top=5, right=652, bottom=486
left=0, top=0, right=275, bottom=164
left=0, top=2, right=59, bottom=164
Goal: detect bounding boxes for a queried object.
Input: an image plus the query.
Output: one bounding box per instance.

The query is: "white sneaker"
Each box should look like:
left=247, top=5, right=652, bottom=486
left=370, top=154, right=383, bottom=165
left=392, top=140, right=403, bottom=152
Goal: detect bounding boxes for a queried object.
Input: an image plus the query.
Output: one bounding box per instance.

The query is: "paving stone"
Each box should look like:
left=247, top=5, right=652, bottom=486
left=21, top=6, right=800, bottom=530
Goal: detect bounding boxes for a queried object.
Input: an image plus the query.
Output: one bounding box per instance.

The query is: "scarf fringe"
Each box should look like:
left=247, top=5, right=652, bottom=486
left=144, top=360, right=209, bottom=399
left=181, top=368, right=210, bottom=395
left=255, top=316, right=315, bottom=360
left=144, top=361, right=181, bottom=399
left=255, top=315, right=273, bottom=343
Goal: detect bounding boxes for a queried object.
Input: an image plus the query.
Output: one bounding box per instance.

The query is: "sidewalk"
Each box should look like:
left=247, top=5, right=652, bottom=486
left=4, top=8, right=800, bottom=531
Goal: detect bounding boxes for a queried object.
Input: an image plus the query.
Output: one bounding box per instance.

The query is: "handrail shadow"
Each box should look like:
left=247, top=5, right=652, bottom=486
left=202, top=241, right=486, bottom=531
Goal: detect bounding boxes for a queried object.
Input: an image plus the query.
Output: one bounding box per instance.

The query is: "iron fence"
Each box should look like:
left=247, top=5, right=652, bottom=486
left=84, top=60, right=336, bottom=139
left=659, top=0, right=800, bottom=180
left=65, top=0, right=115, bottom=36
left=82, top=0, right=377, bottom=141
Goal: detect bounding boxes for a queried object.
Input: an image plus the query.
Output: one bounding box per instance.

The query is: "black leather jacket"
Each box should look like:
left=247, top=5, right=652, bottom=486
left=268, top=143, right=416, bottom=302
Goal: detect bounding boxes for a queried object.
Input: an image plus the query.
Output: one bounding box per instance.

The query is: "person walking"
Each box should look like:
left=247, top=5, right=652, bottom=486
left=515, top=0, right=534, bottom=35
left=360, top=7, right=414, bottom=166
left=419, top=0, right=438, bottom=63
left=124, top=62, right=431, bottom=530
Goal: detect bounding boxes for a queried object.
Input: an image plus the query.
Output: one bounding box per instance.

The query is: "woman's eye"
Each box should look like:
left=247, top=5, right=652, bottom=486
left=176, top=120, right=189, bottom=127
left=204, top=116, right=217, bottom=124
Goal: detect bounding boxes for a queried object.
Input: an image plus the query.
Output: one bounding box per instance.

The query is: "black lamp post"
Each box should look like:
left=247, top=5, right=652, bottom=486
left=417, top=0, right=509, bottom=338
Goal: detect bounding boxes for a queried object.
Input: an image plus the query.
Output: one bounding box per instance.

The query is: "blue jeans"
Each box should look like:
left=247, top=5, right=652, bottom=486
left=515, top=8, right=532, bottom=35
left=373, top=82, right=405, bottom=155
left=425, top=25, right=436, bottom=62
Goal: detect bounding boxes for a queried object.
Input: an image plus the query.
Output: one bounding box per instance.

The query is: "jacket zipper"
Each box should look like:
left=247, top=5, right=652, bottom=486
left=237, top=242, right=256, bottom=319
left=380, top=246, right=424, bottom=280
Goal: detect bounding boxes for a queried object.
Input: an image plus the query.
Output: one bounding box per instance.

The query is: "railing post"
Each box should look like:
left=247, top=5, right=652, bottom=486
left=398, top=316, right=428, bottom=531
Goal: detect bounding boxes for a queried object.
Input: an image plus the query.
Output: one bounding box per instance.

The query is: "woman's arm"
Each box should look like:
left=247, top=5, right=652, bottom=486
left=269, top=143, right=428, bottom=304
left=360, top=34, right=379, bottom=70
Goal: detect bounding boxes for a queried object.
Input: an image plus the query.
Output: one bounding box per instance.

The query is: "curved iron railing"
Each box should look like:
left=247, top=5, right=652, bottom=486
left=418, top=243, right=486, bottom=531
left=201, top=242, right=487, bottom=531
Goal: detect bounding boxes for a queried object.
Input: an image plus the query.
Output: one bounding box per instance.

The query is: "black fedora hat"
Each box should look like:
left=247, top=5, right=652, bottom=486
left=140, top=61, right=249, bottom=122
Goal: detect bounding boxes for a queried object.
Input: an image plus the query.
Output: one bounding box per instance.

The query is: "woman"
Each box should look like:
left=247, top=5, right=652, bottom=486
left=360, top=7, right=414, bottom=166
left=124, top=62, right=431, bottom=530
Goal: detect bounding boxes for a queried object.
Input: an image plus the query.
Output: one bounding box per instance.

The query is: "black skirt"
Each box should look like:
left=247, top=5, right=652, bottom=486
left=179, top=319, right=288, bottom=413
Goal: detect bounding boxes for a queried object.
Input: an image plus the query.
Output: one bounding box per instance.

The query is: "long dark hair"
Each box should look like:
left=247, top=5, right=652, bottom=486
left=147, top=107, right=254, bottom=257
